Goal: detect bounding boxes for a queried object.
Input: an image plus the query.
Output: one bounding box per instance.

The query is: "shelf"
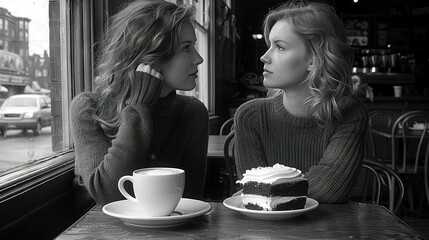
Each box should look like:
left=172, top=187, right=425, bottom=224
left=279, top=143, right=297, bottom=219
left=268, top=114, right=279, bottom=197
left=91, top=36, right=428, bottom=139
left=355, top=73, right=415, bottom=85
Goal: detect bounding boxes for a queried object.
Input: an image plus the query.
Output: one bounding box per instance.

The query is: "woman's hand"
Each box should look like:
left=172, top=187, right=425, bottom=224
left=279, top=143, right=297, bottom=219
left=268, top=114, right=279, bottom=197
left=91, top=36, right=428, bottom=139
left=127, top=63, right=164, bottom=107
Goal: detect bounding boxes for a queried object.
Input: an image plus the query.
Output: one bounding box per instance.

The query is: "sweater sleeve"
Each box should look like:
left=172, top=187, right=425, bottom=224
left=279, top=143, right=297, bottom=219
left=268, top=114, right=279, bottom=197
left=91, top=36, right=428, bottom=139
left=234, top=100, right=267, bottom=179
left=306, top=103, right=368, bottom=203
left=71, top=74, right=162, bottom=205
left=181, top=98, right=209, bottom=199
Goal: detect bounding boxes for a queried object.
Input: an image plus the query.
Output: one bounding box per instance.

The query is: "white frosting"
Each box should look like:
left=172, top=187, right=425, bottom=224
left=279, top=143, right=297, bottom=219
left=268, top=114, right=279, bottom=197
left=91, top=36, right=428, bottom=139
left=242, top=194, right=306, bottom=211
left=236, top=163, right=305, bottom=184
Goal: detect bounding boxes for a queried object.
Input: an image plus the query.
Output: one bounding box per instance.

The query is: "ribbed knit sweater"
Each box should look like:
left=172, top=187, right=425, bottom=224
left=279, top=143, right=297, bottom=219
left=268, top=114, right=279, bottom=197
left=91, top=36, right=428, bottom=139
left=234, top=93, right=368, bottom=203
left=70, top=72, right=209, bottom=205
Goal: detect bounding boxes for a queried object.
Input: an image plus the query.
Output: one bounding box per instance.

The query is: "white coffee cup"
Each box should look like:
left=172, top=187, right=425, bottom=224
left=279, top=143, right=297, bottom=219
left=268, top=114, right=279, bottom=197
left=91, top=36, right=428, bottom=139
left=118, top=167, right=185, bottom=217
left=393, top=85, right=403, bottom=97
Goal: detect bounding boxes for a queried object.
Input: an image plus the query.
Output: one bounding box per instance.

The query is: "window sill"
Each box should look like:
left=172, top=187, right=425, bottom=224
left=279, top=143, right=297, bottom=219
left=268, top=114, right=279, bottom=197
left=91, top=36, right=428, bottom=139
left=0, top=150, right=75, bottom=201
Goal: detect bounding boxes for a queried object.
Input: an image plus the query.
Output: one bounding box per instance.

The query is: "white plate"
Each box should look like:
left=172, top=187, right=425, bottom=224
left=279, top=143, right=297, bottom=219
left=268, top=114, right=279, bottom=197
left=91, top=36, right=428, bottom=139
left=223, top=196, right=318, bottom=220
left=102, top=198, right=211, bottom=228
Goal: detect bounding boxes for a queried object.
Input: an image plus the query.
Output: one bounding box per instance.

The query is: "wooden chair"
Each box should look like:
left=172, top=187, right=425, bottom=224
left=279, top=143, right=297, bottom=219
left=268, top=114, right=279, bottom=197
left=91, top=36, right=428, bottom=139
left=219, top=118, right=234, bottom=136
left=352, top=159, right=405, bottom=215
left=388, top=110, right=429, bottom=212
left=366, top=110, right=395, bottom=159
left=223, top=130, right=238, bottom=197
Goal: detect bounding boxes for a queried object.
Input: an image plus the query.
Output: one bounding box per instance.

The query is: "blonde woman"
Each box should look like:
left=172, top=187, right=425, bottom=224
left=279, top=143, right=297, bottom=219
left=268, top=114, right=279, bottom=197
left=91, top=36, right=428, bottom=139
left=71, top=0, right=208, bottom=205
left=234, top=1, right=368, bottom=203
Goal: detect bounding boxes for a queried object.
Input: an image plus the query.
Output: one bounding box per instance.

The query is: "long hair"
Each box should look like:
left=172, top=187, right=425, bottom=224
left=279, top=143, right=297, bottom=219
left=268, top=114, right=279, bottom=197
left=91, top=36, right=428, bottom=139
left=93, top=0, right=195, bottom=138
left=263, top=1, right=355, bottom=125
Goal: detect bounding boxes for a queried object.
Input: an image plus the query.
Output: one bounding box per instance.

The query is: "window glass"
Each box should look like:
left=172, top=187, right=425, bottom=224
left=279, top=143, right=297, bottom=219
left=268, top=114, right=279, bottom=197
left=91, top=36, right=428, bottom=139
left=0, top=19, right=3, bottom=30
left=176, top=0, right=210, bottom=108
left=0, top=0, right=63, bottom=175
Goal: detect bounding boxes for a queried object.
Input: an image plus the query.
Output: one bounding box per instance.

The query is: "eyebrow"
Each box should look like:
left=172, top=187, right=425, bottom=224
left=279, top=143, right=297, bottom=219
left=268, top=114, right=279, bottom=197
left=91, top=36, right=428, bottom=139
left=273, top=40, right=289, bottom=45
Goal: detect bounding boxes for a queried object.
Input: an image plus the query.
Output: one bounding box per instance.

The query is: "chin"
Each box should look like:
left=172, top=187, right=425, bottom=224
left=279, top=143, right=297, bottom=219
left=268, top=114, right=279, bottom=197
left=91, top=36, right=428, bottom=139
left=263, top=78, right=281, bottom=89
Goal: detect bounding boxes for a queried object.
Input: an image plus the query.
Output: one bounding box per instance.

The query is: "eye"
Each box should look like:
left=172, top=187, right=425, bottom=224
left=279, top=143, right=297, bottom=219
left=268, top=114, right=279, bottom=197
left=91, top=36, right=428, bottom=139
left=276, top=44, right=285, bottom=51
left=183, top=44, right=192, bottom=52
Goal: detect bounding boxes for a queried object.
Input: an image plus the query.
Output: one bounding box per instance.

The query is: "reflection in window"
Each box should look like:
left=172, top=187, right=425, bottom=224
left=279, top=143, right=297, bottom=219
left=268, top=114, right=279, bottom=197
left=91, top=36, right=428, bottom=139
left=0, top=0, right=63, bottom=175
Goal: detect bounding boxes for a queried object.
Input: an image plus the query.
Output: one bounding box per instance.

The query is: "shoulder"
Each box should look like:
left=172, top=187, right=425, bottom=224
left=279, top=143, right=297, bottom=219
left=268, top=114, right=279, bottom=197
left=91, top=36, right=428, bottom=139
left=235, top=98, right=271, bottom=120
left=70, top=92, right=99, bottom=121
left=176, top=95, right=208, bottom=120
left=342, top=98, right=368, bottom=122
left=71, top=92, right=98, bottom=110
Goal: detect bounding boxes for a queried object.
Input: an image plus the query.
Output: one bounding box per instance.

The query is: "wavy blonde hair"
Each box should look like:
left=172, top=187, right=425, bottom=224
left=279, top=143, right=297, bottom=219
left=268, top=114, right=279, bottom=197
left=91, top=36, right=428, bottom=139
left=93, top=0, right=195, bottom=138
left=263, top=1, right=355, bottom=125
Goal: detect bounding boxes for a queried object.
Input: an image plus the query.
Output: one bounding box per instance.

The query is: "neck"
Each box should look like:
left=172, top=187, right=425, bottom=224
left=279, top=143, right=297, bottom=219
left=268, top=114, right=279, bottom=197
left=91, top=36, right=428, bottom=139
left=160, top=85, right=174, bottom=98
left=281, top=82, right=312, bottom=117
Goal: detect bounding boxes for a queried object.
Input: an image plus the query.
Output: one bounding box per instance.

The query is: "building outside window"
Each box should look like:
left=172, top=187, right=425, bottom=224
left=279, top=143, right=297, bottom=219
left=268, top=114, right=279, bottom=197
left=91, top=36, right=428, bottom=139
left=0, top=0, right=59, bottom=176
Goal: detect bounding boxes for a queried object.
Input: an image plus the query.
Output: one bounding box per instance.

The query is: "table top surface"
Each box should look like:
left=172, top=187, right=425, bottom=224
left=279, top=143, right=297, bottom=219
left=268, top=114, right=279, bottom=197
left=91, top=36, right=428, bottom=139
left=57, top=202, right=423, bottom=240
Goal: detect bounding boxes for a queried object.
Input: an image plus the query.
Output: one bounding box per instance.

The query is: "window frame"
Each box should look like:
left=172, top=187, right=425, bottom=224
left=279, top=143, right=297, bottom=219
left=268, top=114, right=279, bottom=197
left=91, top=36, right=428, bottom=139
left=0, top=0, right=107, bottom=237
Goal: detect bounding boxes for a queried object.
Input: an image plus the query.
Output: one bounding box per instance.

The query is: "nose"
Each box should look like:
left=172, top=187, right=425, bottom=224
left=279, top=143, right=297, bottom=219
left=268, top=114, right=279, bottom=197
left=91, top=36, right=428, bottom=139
left=193, top=50, right=204, bottom=65
left=260, top=49, right=270, bottom=64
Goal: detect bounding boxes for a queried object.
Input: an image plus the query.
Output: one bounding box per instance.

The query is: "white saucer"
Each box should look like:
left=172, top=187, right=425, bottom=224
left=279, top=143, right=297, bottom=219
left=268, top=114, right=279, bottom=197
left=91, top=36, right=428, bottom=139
left=223, top=196, right=318, bottom=220
left=102, top=198, right=211, bottom=228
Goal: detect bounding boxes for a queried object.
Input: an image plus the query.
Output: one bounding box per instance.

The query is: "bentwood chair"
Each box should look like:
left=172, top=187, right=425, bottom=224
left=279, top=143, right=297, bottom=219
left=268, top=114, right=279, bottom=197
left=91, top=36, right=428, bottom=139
left=386, top=110, right=429, bottom=212
left=367, top=110, right=395, bottom=159
left=353, top=159, right=405, bottom=214
left=219, top=118, right=234, bottom=136
left=223, top=130, right=238, bottom=197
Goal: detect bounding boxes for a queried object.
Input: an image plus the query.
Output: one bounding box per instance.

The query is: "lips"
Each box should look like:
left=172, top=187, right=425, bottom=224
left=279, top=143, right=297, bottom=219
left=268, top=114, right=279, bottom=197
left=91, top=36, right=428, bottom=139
left=189, top=71, right=198, bottom=76
left=263, top=68, right=273, bottom=74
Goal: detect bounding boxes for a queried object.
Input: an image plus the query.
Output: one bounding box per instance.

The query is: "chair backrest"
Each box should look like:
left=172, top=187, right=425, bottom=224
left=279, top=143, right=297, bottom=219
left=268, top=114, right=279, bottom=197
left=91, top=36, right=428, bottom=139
left=223, top=130, right=238, bottom=196
left=354, top=159, right=405, bottom=214
left=220, top=118, right=234, bottom=136
left=391, top=110, right=429, bottom=173
left=367, top=110, right=395, bottom=158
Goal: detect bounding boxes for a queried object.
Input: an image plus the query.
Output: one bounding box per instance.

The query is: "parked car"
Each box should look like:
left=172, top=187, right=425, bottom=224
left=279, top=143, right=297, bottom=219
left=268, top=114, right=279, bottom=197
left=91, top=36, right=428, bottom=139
left=0, top=94, right=51, bottom=136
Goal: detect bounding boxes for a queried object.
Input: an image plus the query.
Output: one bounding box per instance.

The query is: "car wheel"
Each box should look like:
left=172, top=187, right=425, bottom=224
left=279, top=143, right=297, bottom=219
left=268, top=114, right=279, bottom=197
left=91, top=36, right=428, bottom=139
left=33, top=120, right=42, bottom=136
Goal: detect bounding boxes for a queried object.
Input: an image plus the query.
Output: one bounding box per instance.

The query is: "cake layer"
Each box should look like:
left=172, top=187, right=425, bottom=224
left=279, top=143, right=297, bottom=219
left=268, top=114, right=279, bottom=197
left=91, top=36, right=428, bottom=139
left=242, top=180, right=308, bottom=197
left=244, top=196, right=307, bottom=211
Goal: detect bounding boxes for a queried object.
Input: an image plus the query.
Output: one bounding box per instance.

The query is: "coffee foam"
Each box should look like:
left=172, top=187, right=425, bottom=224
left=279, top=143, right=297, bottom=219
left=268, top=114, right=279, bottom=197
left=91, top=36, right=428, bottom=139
left=136, top=168, right=182, bottom=176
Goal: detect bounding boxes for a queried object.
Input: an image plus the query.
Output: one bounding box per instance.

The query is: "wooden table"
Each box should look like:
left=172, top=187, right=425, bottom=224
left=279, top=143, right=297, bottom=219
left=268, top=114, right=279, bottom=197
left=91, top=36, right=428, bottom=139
left=208, top=135, right=227, bottom=157
left=56, top=202, right=423, bottom=239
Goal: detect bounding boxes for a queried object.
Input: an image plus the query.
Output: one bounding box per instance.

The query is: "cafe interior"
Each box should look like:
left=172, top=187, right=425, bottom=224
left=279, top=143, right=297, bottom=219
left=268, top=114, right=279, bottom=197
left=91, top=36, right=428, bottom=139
left=1, top=0, right=429, bottom=239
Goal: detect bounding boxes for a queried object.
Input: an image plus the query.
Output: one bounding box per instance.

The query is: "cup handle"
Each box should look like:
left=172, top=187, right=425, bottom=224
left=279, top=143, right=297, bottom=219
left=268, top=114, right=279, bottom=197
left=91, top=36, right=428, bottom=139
left=118, top=175, right=138, bottom=203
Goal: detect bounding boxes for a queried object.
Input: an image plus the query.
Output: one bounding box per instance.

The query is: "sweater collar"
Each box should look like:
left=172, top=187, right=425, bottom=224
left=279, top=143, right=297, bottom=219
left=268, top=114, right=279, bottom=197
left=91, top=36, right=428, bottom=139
left=154, top=90, right=176, bottom=115
left=273, top=93, right=317, bottom=128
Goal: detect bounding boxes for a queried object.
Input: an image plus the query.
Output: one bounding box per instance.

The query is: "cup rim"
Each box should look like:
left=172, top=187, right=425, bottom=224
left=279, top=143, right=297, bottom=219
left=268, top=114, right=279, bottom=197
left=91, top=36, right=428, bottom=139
left=133, top=167, right=184, bottom=177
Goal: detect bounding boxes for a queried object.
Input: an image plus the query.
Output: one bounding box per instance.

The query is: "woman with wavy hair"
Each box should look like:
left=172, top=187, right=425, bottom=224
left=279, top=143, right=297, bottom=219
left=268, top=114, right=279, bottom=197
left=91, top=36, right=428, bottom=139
left=70, top=0, right=207, bottom=205
left=234, top=1, right=368, bottom=203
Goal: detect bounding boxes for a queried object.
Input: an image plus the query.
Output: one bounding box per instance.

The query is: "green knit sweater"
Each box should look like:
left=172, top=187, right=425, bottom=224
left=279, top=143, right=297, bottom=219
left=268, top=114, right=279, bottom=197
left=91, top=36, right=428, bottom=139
left=70, top=73, right=209, bottom=205
left=234, top=94, right=368, bottom=203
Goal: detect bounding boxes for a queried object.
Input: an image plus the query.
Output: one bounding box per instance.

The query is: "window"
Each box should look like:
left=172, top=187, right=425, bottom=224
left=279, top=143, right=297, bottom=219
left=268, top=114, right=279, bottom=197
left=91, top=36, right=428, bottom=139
left=4, top=19, right=8, bottom=30
left=0, top=0, right=64, bottom=176
left=0, top=19, right=3, bottom=30
left=176, top=0, right=212, bottom=110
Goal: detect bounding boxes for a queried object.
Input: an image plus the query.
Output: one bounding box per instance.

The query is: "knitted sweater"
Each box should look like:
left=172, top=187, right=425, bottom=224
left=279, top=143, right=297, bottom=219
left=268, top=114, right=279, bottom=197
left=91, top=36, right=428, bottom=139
left=70, top=73, right=209, bottom=205
left=234, top=93, right=368, bottom=203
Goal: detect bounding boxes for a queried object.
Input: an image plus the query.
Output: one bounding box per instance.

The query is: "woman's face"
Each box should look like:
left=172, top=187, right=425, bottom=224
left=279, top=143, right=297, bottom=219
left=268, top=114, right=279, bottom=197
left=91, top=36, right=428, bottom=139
left=260, top=20, right=311, bottom=89
left=159, top=20, right=204, bottom=93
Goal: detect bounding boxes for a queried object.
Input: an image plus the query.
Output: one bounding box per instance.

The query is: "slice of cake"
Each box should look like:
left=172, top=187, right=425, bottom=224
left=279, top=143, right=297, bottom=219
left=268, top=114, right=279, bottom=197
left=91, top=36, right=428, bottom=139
left=236, top=163, right=308, bottom=211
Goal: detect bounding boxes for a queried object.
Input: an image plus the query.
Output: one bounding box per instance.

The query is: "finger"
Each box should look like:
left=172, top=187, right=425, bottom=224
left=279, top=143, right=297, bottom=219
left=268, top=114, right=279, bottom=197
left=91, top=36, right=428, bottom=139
left=150, top=68, right=163, bottom=80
